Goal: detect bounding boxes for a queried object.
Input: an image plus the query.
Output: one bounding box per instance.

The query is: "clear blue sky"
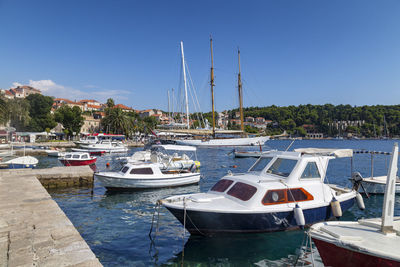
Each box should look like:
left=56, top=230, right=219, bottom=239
left=1, top=0, right=400, bottom=112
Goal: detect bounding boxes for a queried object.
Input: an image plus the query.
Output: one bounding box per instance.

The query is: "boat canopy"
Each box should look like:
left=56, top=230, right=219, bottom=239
left=153, top=144, right=197, bottom=152
left=294, top=148, right=353, bottom=158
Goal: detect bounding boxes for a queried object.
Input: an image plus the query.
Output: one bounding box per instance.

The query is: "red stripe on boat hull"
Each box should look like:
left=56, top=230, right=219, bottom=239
left=312, top=238, right=400, bottom=267
left=60, top=158, right=97, bottom=166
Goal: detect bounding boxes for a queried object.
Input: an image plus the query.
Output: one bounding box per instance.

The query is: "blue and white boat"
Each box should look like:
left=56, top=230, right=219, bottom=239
left=0, top=155, right=38, bottom=169
left=161, top=148, right=363, bottom=235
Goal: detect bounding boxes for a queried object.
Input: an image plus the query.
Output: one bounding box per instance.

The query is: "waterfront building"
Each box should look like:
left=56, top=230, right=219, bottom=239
left=80, top=115, right=101, bottom=134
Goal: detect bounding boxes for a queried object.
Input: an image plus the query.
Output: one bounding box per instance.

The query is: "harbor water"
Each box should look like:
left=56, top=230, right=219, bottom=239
left=41, top=140, right=400, bottom=266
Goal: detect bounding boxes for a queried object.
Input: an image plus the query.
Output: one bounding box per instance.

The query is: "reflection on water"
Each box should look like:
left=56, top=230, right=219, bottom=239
left=46, top=140, right=400, bottom=266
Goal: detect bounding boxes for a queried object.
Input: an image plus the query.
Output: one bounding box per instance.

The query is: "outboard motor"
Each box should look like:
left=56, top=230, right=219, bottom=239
left=351, top=172, right=370, bottom=199
left=350, top=172, right=367, bottom=209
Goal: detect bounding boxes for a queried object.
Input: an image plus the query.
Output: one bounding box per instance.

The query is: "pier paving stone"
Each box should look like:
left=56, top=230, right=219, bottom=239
left=0, top=173, right=102, bottom=266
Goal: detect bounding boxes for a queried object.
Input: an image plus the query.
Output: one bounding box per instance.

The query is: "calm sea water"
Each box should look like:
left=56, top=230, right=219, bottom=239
left=42, top=140, right=400, bottom=266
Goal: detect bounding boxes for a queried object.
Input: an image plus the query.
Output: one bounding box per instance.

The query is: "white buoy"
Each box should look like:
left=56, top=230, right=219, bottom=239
left=356, top=192, right=365, bottom=210
left=294, top=204, right=305, bottom=228
left=330, top=197, right=342, bottom=219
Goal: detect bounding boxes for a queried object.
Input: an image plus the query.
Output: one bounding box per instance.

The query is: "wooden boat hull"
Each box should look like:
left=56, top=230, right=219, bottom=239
left=164, top=198, right=354, bottom=235
left=312, top=237, right=400, bottom=267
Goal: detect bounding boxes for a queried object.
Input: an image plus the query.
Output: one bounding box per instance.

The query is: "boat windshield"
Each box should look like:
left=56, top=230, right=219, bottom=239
left=266, top=158, right=298, bottom=178
left=120, top=166, right=129, bottom=173
left=249, top=157, right=273, bottom=172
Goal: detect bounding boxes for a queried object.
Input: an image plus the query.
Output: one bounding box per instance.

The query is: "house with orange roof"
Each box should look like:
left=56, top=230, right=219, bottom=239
left=10, top=86, right=41, bottom=98
left=1, top=89, right=14, bottom=99
left=114, top=104, right=135, bottom=112
left=53, top=98, right=84, bottom=111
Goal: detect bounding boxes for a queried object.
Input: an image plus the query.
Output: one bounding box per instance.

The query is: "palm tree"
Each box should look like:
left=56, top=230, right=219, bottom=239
left=102, top=107, right=133, bottom=136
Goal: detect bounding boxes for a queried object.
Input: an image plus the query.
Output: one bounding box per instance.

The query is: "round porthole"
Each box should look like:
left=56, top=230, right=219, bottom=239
left=272, top=192, right=279, bottom=202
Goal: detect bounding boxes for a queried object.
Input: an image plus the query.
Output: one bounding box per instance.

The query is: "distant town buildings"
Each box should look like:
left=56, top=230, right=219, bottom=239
left=1, top=86, right=41, bottom=99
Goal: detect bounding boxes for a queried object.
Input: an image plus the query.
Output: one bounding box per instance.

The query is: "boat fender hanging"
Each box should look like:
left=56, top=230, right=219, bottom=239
left=106, top=162, right=110, bottom=168
left=355, top=192, right=365, bottom=210
left=294, top=204, right=305, bottom=228
left=330, top=197, right=342, bottom=219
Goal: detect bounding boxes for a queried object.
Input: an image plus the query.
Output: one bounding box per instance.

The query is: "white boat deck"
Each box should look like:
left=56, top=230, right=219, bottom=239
left=311, top=218, right=400, bottom=261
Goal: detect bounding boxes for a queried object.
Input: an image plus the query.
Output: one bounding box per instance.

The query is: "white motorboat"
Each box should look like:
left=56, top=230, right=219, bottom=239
left=350, top=150, right=400, bottom=194
left=0, top=155, right=38, bottom=169
left=75, top=135, right=99, bottom=145
left=122, top=145, right=200, bottom=170
left=95, top=162, right=201, bottom=189
left=233, top=148, right=276, bottom=158
left=45, top=149, right=66, bottom=157
left=161, top=148, right=363, bottom=235
left=79, top=140, right=128, bottom=153
left=309, top=143, right=400, bottom=267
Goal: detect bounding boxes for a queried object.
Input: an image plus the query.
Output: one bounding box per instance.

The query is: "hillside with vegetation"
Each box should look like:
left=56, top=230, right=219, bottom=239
left=228, top=104, right=400, bottom=138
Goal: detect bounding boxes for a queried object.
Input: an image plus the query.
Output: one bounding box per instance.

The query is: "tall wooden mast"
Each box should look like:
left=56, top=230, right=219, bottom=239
left=237, top=48, right=245, bottom=133
left=210, top=36, right=216, bottom=138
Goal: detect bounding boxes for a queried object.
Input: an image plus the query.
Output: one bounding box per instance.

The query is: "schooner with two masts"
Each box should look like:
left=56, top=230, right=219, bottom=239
left=176, top=37, right=269, bottom=147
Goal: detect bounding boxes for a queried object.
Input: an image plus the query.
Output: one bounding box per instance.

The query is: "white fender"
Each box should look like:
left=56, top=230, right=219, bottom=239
left=356, top=192, right=365, bottom=210
left=294, top=204, right=305, bottom=228
left=330, top=197, right=342, bottom=218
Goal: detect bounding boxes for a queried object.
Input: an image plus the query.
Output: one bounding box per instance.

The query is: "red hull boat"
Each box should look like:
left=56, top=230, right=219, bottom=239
left=309, top=143, right=400, bottom=267
left=312, top=237, right=400, bottom=267
left=59, top=152, right=97, bottom=166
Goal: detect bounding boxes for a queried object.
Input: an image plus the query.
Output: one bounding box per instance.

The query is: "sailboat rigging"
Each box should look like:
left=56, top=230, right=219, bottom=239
left=176, top=38, right=269, bottom=147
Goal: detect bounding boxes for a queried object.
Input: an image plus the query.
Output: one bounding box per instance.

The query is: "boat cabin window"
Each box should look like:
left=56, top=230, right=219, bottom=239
left=65, top=154, right=72, bottom=158
left=130, top=168, right=154, bottom=175
left=81, top=154, right=88, bottom=159
left=227, top=182, right=257, bottom=201
left=249, top=157, right=273, bottom=172
left=300, top=162, right=321, bottom=179
left=262, top=188, right=313, bottom=205
left=121, top=166, right=129, bottom=173
left=210, top=179, right=234, bottom=192
left=266, top=158, right=297, bottom=178
left=88, top=137, right=96, bottom=140
left=72, top=154, right=80, bottom=159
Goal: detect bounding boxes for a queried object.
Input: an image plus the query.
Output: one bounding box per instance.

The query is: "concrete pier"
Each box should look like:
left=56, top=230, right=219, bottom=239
left=0, top=166, right=94, bottom=189
left=0, top=172, right=102, bottom=266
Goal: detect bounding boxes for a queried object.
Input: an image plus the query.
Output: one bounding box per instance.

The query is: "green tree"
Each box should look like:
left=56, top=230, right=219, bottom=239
left=8, top=98, right=31, bottom=130
left=106, top=98, right=115, bottom=109
left=25, top=94, right=56, bottom=131
left=54, top=105, right=84, bottom=137
left=101, top=107, right=133, bottom=136
left=0, top=96, right=9, bottom=125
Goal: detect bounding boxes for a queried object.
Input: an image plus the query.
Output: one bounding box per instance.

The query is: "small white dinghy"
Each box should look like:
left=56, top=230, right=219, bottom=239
left=309, top=143, right=400, bottom=267
left=95, top=162, right=200, bottom=189
left=0, top=156, right=38, bottom=169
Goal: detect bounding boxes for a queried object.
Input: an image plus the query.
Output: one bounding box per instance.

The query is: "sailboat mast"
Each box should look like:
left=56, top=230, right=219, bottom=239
left=180, top=41, right=190, bottom=129
left=210, top=36, right=216, bottom=138
left=171, top=88, right=174, bottom=122
left=167, top=89, right=171, bottom=120
left=237, top=49, right=245, bottom=133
